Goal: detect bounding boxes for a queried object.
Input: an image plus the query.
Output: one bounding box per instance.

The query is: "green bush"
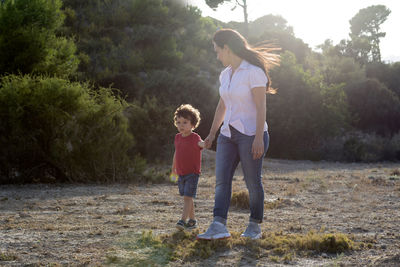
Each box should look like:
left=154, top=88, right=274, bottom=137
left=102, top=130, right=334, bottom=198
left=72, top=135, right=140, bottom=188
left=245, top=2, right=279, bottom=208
left=0, top=0, right=79, bottom=77
left=0, top=74, right=134, bottom=183
left=127, top=97, right=176, bottom=162
left=342, top=132, right=398, bottom=162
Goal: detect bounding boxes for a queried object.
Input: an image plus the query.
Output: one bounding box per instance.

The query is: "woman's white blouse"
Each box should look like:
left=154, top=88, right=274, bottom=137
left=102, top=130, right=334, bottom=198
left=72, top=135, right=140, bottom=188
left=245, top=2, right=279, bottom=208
left=219, top=60, right=268, bottom=138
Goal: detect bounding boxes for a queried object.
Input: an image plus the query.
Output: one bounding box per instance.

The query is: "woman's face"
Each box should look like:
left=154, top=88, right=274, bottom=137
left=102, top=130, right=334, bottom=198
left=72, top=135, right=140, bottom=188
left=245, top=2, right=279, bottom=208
left=214, top=42, right=229, bottom=67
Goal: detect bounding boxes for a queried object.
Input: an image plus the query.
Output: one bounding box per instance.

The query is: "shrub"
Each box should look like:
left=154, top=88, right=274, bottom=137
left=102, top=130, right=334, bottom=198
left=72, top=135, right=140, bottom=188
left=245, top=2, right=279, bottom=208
left=0, top=74, right=133, bottom=183
left=231, top=190, right=250, bottom=209
left=0, top=0, right=79, bottom=77
left=127, top=97, right=176, bottom=162
left=342, top=132, right=398, bottom=162
left=319, top=131, right=400, bottom=162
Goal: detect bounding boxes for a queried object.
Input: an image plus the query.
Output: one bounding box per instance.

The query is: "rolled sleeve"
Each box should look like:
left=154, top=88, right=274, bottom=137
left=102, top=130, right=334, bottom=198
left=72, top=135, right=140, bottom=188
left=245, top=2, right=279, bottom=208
left=249, top=67, right=268, bottom=89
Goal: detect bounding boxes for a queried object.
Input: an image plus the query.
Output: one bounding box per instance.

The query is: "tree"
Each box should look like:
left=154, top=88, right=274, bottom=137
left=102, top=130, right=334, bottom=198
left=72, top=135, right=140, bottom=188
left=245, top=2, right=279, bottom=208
left=267, top=51, right=349, bottom=159
left=206, top=0, right=249, bottom=37
left=366, top=62, right=400, bottom=98
left=316, top=39, right=366, bottom=86
left=349, top=5, right=391, bottom=63
left=0, top=0, right=78, bottom=77
left=62, top=0, right=220, bottom=162
left=345, top=79, right=400, bottom=135
left=251, top=15, right=310, bottom=65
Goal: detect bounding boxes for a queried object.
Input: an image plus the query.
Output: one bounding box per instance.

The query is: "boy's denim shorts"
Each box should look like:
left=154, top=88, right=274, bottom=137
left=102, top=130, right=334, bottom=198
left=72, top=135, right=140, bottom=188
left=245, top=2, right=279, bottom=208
left=178, top=173, right=199, bottom=198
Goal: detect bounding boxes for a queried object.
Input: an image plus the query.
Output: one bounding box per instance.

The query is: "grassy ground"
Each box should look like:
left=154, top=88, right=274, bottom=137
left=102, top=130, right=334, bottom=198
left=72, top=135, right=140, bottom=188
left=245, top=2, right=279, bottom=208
left=0, top=150, right=399, bottom=266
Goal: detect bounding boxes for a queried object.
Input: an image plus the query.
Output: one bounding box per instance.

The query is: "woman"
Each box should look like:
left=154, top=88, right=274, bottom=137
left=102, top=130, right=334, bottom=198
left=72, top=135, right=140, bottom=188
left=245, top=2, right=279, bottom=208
left=197, top=29, right=279, bottom=240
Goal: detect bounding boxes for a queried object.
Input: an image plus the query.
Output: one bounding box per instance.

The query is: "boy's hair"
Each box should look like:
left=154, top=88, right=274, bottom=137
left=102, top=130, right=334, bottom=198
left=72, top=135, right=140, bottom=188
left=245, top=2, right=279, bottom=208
left=174, top=104, right=201, bottom=129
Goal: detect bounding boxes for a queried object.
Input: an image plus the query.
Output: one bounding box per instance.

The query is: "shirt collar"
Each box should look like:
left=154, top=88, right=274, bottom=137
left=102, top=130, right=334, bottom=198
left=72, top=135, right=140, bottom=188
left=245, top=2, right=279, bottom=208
left=228, top=60, right=250, bottom=73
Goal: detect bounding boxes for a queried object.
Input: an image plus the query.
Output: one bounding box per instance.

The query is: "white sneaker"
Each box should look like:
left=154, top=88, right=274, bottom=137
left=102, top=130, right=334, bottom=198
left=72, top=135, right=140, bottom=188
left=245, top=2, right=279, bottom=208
left=197, top=221, right=231, bottom=240
left=241, top=222, right=261, bottom=239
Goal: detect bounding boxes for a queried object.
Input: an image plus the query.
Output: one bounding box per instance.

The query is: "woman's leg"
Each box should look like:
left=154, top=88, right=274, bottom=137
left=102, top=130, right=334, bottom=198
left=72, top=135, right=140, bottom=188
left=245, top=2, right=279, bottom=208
left=236, top=131, right=269, bottom=223
left=213, top=134, right=240, bottom=225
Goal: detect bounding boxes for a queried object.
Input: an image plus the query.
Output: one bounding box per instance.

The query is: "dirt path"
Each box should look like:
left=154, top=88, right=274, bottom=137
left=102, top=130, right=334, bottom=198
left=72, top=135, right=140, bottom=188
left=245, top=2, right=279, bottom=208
left=1, top=150, right=399, bottom=266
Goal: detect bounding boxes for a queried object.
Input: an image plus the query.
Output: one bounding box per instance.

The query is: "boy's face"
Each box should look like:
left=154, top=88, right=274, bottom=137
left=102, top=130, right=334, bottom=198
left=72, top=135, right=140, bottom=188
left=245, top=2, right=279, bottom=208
left=175, top=116, right=193, bottom=136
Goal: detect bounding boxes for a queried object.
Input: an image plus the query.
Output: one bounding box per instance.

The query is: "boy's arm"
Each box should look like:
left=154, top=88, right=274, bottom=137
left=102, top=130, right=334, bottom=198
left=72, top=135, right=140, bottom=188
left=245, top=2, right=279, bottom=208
left=198, top=140, right=205, bottom=148
left=171, top=151, right=177, bottom=175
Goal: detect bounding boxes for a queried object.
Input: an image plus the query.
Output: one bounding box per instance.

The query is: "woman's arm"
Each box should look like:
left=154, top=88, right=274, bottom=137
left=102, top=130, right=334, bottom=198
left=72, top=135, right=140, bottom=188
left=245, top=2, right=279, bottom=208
left=251, top=86, right=267, bottom=159
left=204, top=97, right=226, bottom=149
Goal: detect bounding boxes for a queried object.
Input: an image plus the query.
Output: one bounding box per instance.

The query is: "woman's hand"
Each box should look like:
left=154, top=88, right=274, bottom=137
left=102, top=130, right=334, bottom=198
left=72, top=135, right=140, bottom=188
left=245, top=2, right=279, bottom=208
left=252, top=137, right=264, bottom=160
left=204, top=133, right=215, bottom=149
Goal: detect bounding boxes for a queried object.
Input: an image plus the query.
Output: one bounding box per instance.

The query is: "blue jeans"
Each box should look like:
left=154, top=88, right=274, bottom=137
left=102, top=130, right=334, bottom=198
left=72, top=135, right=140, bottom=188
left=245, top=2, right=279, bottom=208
left=213, top=126, right=269, bottom=224
left=178, top=173, right=199, bottom=198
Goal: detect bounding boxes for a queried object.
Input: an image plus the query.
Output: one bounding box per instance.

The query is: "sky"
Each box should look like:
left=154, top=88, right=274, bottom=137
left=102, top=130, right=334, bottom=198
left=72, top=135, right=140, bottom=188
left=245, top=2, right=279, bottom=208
left=188, top=0, right=400, bottom=62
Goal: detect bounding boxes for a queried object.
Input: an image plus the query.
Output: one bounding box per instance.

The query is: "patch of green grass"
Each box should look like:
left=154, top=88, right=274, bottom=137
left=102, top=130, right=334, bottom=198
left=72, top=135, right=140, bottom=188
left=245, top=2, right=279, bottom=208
left=263, top=231, right=355, bottom=254
left=106, top=231, right=173, bottom=266
left=107, top=229, right=371, bottom=265
left=0, top=252, right=17, bottom=261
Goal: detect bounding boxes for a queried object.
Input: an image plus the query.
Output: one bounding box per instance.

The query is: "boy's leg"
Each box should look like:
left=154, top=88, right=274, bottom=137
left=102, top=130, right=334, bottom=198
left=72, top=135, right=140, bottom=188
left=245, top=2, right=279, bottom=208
left=182, top=196, right=193, bottom=221
left=182, top=173, right=199, bottom=220
left=189, top=196, right=195, bottom=220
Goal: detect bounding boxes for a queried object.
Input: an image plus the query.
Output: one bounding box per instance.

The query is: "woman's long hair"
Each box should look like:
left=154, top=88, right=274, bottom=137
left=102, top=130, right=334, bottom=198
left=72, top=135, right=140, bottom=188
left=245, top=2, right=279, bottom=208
left=213, top=28, right=280, bottom=94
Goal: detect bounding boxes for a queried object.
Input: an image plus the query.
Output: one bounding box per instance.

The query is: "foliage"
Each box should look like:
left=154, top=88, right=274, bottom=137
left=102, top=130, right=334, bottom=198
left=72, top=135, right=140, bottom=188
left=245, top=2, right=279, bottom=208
left=1, top=0, right=400, bottom=173
left=127, top=97, right=176, bottom=162
left=62, top=0, right=218, bottom=80
left=206, top=0, right=249, bottom=36
left=349, top=5, right=391, bottom=63
left=108, top=229, right=365, bottom=264
left=250, top=14, right=311, bottom=65
left=317, top=42, right=366, bottom=86
left=319, top=131, right=400, bottom=162
left=342, top=131, right=400, bottom=162
left=0, top=0, right=78, bottom=77
left=366, top=61, right=400, bottom=97
left=267, top=51, right=349, bottom=160
left=61, top=0, right=219, bottom=164
left=345, top=79, right=400, bottom=135
left=0, top=74, right=133, bottom=183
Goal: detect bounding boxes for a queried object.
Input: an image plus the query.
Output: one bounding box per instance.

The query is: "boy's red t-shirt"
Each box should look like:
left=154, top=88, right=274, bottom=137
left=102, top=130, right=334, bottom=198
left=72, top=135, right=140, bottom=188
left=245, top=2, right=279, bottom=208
left=174, top=132, right=202, bottom=176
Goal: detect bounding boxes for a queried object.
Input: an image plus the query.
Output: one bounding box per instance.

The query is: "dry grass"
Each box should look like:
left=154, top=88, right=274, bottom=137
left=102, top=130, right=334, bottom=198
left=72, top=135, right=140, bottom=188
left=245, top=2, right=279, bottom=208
left=106, top=229, right=366, bottom=265
left=1, top=152, right=399, bottom=266
left=390, top=168, right=400, bottom=176
left=231, top=190, right=250, bottom=209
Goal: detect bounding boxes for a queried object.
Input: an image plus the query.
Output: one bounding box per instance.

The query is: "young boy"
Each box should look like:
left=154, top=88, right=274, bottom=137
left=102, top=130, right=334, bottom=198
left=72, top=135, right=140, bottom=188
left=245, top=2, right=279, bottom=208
left=171, top=104, right=205, bottom=230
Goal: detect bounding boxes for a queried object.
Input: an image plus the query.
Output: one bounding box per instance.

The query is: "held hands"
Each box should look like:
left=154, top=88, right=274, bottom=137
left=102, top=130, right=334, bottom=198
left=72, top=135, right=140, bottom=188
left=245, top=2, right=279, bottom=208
left=198, top=140, right=205, bottom=148
left=203, top=133, right=215, bottom=149
left=252, top=137, right=264, bottom=160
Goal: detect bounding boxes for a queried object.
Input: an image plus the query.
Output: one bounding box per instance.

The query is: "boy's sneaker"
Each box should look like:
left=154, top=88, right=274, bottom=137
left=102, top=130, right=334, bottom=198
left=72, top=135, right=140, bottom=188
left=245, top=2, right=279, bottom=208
left=176, top=219, right=186, bottom=230
left=185, top=219, right=197, bottom=230
left=197, top=221, right=231, bottom=240
left=241, top=222, right=261, bottom=240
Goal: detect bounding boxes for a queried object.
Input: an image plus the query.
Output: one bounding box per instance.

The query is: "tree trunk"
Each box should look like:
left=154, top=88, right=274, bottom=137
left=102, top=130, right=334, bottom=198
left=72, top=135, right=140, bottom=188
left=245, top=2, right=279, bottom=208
left=242, top=0, right=249, bottom=37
